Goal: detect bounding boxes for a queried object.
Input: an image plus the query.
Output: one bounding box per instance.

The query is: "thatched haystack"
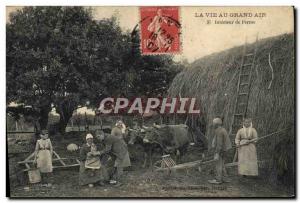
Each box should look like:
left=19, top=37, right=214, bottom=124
left=168, top=33, right=294, bottom=185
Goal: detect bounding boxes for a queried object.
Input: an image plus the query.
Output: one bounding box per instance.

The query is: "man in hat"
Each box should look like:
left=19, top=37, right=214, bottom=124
left=208, top=117, right=232, bottom=184
left=95, top=129, right=131, bottom=186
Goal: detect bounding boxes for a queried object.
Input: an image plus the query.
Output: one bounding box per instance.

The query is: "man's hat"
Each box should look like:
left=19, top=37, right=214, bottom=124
left=213, top=118, right=222, bottom=125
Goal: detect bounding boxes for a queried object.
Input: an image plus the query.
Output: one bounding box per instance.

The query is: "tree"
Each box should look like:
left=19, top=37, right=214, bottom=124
left=7, top=6, right=182, bottom=135
left=7, top=7, right=96, bottom=134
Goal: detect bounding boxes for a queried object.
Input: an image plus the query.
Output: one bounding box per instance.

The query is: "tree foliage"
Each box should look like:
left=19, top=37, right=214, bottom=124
left=7, top=6, right=182, bottom=134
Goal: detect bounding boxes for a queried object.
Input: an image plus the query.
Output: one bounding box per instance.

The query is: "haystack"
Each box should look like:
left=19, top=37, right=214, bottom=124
left=168, top=33, right=295, bottom=185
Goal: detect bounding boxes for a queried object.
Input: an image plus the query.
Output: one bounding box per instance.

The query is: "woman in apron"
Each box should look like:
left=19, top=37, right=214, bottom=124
left=34, top=131, right=53, bottom=187
left=79, top=133, right=109, bottom=187
left=235, top=118, right=259, bottom=177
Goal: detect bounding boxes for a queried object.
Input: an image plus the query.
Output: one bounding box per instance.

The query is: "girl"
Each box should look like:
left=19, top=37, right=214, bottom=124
left=34, top=131, right=53, bottom=187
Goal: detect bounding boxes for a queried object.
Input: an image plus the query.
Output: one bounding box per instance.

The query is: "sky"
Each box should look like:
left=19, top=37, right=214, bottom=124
left=7, top=6, right=294, bottom=63
left=6, top=6, right=294, bottom=114
left=88, top=6, right=294, bottom=62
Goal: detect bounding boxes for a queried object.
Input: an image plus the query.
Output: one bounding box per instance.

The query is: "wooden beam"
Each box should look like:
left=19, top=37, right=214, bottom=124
left=23, top=152, right=35, bottom=169
left=53, top=151, right=66, bottom=166
left=24, top=152, right=35, bottom=161
left=52, top=164, right=80, bottom=169
left=25, top=163, right=30, bottom=169
left=156, top=159, right=215, bottom=172
left=18, top=158, right=70, bottom=164
left=225, top=162, right=238, bottom=167
left=22, top=164, right=80, bottom=172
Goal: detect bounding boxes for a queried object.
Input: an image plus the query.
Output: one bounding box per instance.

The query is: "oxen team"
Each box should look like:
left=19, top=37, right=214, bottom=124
left=127, top=123, right=191, bottom=168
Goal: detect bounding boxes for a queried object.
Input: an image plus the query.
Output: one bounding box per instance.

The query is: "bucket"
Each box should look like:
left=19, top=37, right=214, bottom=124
left=28, top=168, right=41, bottom=184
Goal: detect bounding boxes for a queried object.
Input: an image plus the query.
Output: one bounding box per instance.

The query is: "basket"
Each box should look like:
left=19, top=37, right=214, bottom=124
left=27, top=168, right=41, bottom=184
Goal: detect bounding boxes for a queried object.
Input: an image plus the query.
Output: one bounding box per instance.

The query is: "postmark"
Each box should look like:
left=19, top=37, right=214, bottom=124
left=140, top=6, right=181, bottom=55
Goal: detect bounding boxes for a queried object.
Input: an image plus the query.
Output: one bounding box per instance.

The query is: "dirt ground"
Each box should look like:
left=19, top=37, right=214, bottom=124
left=10, top=166, right=293, bottom=198
left=8, top=134, right=294, bottom=198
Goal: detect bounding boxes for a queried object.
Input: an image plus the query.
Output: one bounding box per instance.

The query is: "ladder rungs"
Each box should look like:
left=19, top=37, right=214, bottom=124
left=230, top=46, right=255, bottom=144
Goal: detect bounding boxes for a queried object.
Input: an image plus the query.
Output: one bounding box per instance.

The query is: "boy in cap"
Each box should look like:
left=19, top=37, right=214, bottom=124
left=208, top=118, right=232, bottom=184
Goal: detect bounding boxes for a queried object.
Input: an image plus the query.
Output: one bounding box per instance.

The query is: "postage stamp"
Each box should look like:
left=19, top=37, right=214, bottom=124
left=140, top=6, right=181, bottom=55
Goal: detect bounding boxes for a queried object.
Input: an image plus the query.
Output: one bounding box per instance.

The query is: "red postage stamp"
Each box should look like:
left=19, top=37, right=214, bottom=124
left=140, top=6, right=181, bottom=55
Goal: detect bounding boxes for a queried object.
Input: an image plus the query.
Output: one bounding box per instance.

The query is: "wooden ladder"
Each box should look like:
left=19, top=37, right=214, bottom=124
left=229, top=38, right=258, bottom=143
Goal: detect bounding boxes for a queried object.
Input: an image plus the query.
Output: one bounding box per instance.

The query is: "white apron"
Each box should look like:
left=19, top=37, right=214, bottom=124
left=85, top=144, right=102, bottom=169
left=36, top=139, right=53, bottom=173
left=235, top=125, right=258, bottom=176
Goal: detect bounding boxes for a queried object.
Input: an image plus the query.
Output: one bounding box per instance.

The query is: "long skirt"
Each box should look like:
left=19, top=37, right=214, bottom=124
left=114, top=152, right=131, bottom=168
left=79, top=162, right=109, bottom=186
left=238, top=143, right=258, bottom=176
left=37, top=150, right=53, bottom=173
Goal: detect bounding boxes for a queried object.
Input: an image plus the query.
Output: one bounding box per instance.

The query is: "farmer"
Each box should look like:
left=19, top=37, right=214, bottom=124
left=33, top=130, right=53, bottom=187
left=79, top=133, right=109, bottom=187
left=235, top=118, right=258, bottom=176
left=208, top=118, right=232, bottom=184
left=96, top=129, right=131, bottom=186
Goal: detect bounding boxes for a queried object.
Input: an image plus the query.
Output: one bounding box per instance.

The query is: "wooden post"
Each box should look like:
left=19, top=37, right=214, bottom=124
left=15, top=120, right=18, bottom=131
left=78, top=116, right=81, bottom=131
left=71, top=118, right=74, bottom=128
left=85, top=112, right=88, bottom=131
left=99, top=115, right=103, bottom=129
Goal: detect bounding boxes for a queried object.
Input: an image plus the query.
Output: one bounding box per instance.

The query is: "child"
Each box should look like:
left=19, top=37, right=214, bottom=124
left=34, top=130, right=53, bottom=187
left=85, top=138, right=102, bottom=171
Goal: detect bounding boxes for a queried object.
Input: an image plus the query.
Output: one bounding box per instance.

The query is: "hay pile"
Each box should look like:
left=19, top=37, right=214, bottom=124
left=168, top=33, right=294, bottom=185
